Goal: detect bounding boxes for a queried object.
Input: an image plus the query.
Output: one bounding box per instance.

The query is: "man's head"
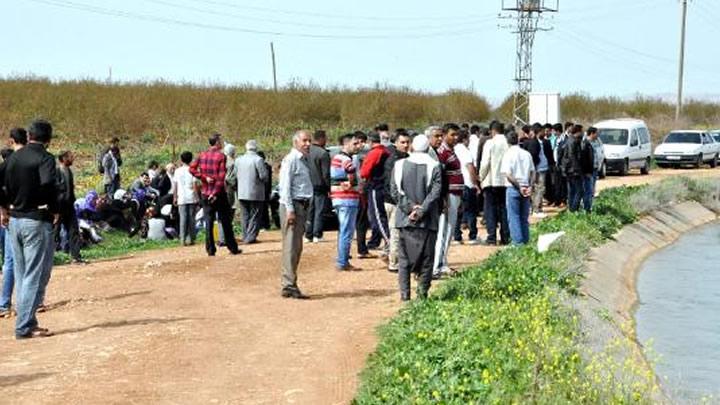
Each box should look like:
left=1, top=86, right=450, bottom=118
left=354, top=131, right=368, bottom=149
left=470, top=124, right=480, bottom=135
left=412, top=134, right=430, bottom=153
left=141, top=172, right=151, bottom=186
left=506, top=131, right=520, bottom=146
left=553, top=123, right=563, bottom=134
left=148, top=160, right=159, bottom=171
left=339, top=133, right=359, bottom=155
left=58, top=150, right=74, bottom=166
left=224, top=143, right=237, bottom=158
left=394, top=131, right=411, bottom=153
left=572, top=124, right=584, bottom=137
left=28, top=119, right=52, bottom=145
left=531, top=123, right=544, bottom=139
left=442, top=124, right=460, bottom=147
left=425, top=126, right=444, bottom=149
left=9, top=127, right=27, bottom=150
left=245, top=140, right=258, bottom=153
left=368, top=131, right=381, bottom=145
left=110, top=137, right=120, bottom=147
left=165, top=163, right=176, bottom=175
left=564, top=122, right=575, bottom=133
left=375, top=123, right=390, bottom=144
left=180, top=151, right=193, bottom=165
left=313, top=130, right=327, bottom=147
left=293, top=130, right=312, bottom=155
left=209, top=133, right=223, bottom=149
left=587, top=127, right=598, bottom=141
left=490, top=121, right=505, bottom=136
left=457, top=129, right=470, bottom=147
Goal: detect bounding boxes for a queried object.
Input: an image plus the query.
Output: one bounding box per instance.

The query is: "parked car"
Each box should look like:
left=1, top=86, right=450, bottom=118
left=711, top=129, right=720, bottom=143
left=594, top=119, right=652, bottom=175
left=654, top=130, right=719, bottom=168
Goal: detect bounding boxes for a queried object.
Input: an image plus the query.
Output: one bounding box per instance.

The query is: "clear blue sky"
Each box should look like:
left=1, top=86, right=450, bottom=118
left=3, top=0, right=720, bottom=105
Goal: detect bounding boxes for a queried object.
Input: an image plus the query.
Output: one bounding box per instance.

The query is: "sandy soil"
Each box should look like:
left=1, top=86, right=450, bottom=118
left=0, top=168, right=716, bottom=404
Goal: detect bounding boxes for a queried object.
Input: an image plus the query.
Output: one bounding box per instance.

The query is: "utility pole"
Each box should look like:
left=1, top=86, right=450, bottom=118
left=676, top=0, right=688, bottom=121
left=270, top=42, right=278, bottom=92
left=501, top=0, right=558, bottom=125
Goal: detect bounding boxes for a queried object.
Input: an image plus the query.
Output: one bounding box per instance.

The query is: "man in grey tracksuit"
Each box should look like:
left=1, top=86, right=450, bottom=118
left=235, top=140, right=269, bottom=244
left=390, top=134, right=442, bottom=302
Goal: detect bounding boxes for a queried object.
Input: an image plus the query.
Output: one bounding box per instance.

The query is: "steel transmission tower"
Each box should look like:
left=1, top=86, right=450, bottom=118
left=502, top=0, right=558, bottom=125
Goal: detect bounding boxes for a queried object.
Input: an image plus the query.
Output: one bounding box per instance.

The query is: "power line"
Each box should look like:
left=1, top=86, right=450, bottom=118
left=26, top=0, right=488, bottom=40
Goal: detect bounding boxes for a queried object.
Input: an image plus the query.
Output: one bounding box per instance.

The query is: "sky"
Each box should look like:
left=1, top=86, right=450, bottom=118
left=3, top=0, right=720, bottom=105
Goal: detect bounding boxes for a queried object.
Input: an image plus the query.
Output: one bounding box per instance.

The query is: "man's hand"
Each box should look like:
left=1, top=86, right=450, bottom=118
left=205, top=176, right=215, bottom=184
left=287, top=211, right=296, bottom=226
left=53, top=213, right=60, bottom=225
left=520, top=186, right=532, bottom=198
left=0, top=208, right=8, bottom=227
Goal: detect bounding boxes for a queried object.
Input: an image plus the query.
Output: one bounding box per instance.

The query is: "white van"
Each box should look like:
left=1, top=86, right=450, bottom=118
left=594, top=119, right=652, bottom=175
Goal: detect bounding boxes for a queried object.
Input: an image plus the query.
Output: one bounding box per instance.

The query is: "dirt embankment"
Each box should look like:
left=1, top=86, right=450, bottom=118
left=0, top=168, right=717, bottom=404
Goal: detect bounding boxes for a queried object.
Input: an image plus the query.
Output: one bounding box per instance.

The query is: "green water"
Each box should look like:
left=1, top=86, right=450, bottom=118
left=636, top=222, right=720, bottom=403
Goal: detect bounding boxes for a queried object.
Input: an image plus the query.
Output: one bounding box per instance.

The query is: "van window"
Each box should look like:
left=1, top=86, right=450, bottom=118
left=598, top=128, right=628, bottom=145
left=630, top=130, right=639, bottom=147
left=639, top=128, right=650, bottom=144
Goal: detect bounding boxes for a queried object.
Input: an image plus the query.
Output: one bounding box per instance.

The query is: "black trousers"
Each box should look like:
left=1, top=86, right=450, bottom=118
left=356, top=193, right=370, bottom=254
left=202, top=192, right=239, bottom=255
left=305, top=190, right=328, bottom=239
left=398, top=228, right=437, bottom=300
left=483, top=187, right=510, bottom=244
left=54, top=207, right=82, bottom=260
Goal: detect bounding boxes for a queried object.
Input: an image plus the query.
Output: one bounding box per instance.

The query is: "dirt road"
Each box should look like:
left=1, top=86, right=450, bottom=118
left=0, top=168, right=717, bottom=404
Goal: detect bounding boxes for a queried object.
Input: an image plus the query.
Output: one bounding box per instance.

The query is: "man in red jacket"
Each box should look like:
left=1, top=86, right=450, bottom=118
left=359, top=132, right=391, bottom=258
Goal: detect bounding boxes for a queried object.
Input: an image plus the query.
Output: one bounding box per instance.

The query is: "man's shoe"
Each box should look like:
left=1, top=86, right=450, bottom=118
left=357, top=253, right=377, bottom=259
left=467, top=239, right=481, bottom=246
left=0, top=308, right=11, bottom=318
left=229, top=248, right=242, bottom=255
left=36, top=304, right=47, bottom=313
left=338, top=264, right=362, bottom=272
left=388, top=266, right=399, bottom=273
left=72, top=258, right=89, bottom=265
left=481, top=239, right=497, bottom=246
left=451, top=240, right=463, bottom=246
left=16, top=329, right=54, bottom=340
left=281, top=288, right=310, bottom=299
left=304, top=237, right=312, bottom=244
left=312, top=237, right=325, bottom=243
left=532, top=212, right=548, bottom=219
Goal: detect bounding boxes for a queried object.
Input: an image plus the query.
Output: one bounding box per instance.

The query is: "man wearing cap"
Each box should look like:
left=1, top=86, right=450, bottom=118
left=278, top=130, right=314, bottom=299
left=235, top=140, right=268, bottom=244
left=390, top=134, right=442, bottom=301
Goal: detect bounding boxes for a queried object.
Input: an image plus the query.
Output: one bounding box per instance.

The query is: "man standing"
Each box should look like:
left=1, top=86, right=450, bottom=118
left=588, top=127, right=605, bottom=195
left=383, top=130, right=410, bottom=272
left=433, top=124, right=463, bottom=278
left=305, top=130, right=330, bottom=243
left=360, top=132, right=391, bottom=257
left=173, top=151, right=200, bottom=246
left=479, top=122, right=510, bottom=245
left=580, top=128, right=597, bottom=212
left=330, top=134, right=361, bottom=271
left=562, top=125, right=584, bottom=212
left=501, top=131, right=535, bottom=245
left=55, top=151, right=85, bottom=264
left=376, top=123, right=391, bottom=146
left=390, top=135, right=442, bottom=301
left=353, top=132, right=374, bottom=259
left=189, top=133, right=241, bottom=256
left=453, top=130, right=482, bottom=244
left=235, top=140, right=269, bottom=244
left=524, top=123, right=554, bottom=218
left=0, top=120, right=58, bottom=339
left=279, top=130, right=313, bottom=299
left=102, top=144, right=121, bottom=196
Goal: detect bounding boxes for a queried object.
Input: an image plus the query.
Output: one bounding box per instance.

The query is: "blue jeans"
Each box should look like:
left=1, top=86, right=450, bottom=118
left=334, top=203, right=358, bottom=268
left=506, top=187, right=531, bottom=245
left=9, top=217, right=54, bottom=337
left=567, top=176, right=583, bottom=212
left=1, top=226, right=15, bottom=309
left=582, top=173, right=595, bottom=212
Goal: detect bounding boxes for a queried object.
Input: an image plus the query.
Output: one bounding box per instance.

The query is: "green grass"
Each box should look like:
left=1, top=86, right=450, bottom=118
left=354, top=179, right=719, bottom=404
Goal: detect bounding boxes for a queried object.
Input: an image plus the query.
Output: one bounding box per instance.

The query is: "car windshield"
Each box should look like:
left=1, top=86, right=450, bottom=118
left=712, top=133, right=720, bottom=143
left=664, top=132, right=701, bottom=144
left=598, top=129, right=628, bottom=145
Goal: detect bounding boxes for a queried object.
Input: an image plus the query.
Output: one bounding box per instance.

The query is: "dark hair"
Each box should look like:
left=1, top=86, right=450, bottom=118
left=461, top=123, right=470, bottom=129
left=1, top=148, right=13, bottom=160
left=443, top=123, right=461, bottom=133
left=257, top=151, right=266, bottom=160
left=587, top=127, right=598, bottom=136
left=564, top=122, right=574, bottom=131
left=313, top=130, right=327, bottom=141
left=482, top=127, right=491, bottom=136
left=391, top=128, right=409, bottom=143
left=572, top=124, right=584, bottom=134
left=180, top=151, right=193, bottom=164
left=28, top=119, right=52, bottom=143
left=375, top=123, right=389, bottom=132
left=58, top=150, right=72, bottom=162
left=506, top=131, right=519, bottom=146
left=148, top=160, right=159, bottom=169
left=339, top=133, right=355, bottom=145
left=544, top=123, right=553, bottom=130
left=553, top=123, right=563, bottom=132
left=521, top=125, right=531, bottom=135
left=531, top=123, right=543, bottom=134
left=111, top=137, right=120, bottom=144
left=141, top=172, right=149, bottom=178
left=491, top=121, right=505, bottom=134
left=9, top=127, right=28, bottom=145
left=354, top=131, right=367, bottom=142
left=209, top=133, right=222, bottom=146
left=456, top=130, right=469, bottom=143
left=470, top=124, right=480, bottom=134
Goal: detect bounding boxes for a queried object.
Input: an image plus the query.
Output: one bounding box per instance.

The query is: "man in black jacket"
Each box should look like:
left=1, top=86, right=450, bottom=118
left=382, top=130, right=410, bottom=272
left=55, top=150, right=86, bottom=264
left=0, top=119, right=58, bottom=339
left=562, top=124, right=585, bottom=212
left=524, top=123, right=555, bottom=217
left=305, top=130, right=331, bottom=243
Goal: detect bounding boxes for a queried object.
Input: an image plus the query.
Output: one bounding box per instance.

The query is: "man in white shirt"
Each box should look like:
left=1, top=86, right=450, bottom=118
left=501, top=131, right=536, bottom=245
left=173, top=151, right=200, bottom=246
left=478, top=122, right=510, bottom=245
left=453, top=131, right=481, bottom=244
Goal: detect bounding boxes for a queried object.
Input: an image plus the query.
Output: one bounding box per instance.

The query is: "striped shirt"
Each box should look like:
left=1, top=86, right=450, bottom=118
left=437, top=142, right=463, bottom=195
left=330, top=152, right=359, bottom=206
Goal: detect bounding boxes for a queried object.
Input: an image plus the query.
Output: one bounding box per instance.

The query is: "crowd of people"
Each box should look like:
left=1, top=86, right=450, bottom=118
left=0, top=118, right=605, bottom=338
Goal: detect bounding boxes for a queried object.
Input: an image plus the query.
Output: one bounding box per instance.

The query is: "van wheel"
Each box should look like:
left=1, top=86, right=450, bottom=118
left=619, top=159, right=629, bottom=175
left=711, top=154, right=718, bottom=168
left=599, top=162, right=607, bottom=179
left=695, top=154, right=703, bottom=168
left=640, top=158, right=650, bottom=175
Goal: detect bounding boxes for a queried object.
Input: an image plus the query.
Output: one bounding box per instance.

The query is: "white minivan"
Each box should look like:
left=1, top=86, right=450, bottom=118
left=594, top=119, right=652, bottom=175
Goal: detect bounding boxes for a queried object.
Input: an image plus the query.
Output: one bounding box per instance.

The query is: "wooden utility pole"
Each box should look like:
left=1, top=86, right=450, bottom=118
left=676, top=0, right=688, bottom=121
left=270, top=42, right=278, bottom=92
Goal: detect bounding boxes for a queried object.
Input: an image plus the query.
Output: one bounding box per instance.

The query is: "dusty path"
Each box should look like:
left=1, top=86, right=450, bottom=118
left=0, top=168, right=717, bottom=404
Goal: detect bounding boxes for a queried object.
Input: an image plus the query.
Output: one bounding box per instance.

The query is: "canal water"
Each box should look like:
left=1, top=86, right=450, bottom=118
left=635, top=222, right=720, bottom=402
